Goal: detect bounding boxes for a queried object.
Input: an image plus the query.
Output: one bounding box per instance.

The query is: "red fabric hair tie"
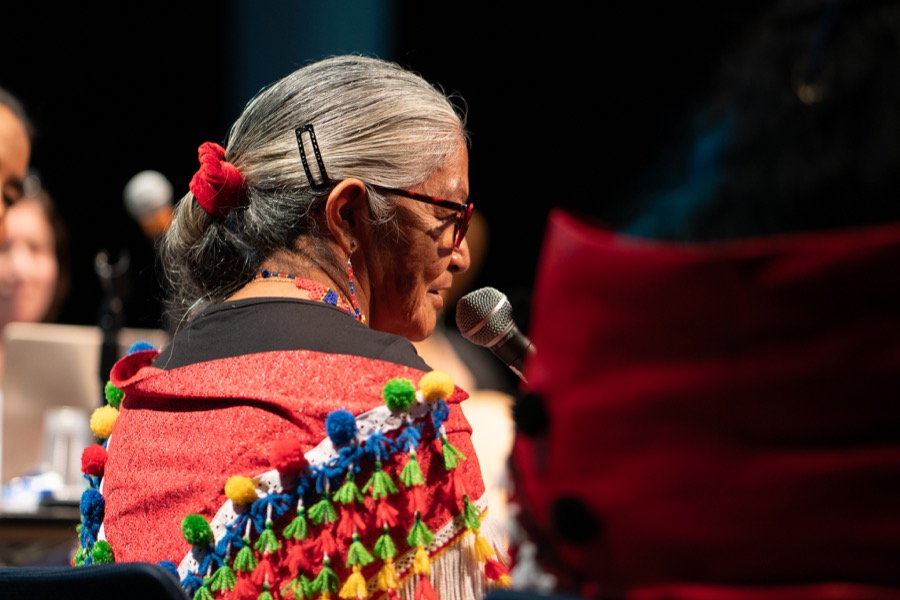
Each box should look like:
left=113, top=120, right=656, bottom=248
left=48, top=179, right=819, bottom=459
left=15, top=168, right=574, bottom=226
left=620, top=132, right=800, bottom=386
left=189, top=141, right=247, bottom=218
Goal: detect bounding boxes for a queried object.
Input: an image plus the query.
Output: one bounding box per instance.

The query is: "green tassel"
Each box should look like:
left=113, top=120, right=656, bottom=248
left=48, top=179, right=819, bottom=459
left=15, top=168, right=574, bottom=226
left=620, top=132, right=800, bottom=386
left=463, top=495, right=482, bottom=530
left=346, top=533, right=375, bottom=567
left=258, top=583, right=274, bottom=600
left=373, top=528, right=397, bottom=560
left=333, top=474, right=364, bottom=505
left=400, top=451, right=425, bottom=487
left=254, top=521, right=282, bottom=554
left=284, top=507, right=309, bottom=540
left=207, top=564, right=237, bottom=592
left=363, top=462, right=398, bottom=499
left=73, top=547, right=86, bottom=567
left=193, top=585, right=215, bottom=600
left=441, top=435, right=466, bottom=470
left=308, top=497, right=337, bottom=525
left=406, top=516, right=435, bottom=548
left=281, top=575, right=312, bottom=600
left=311, top=559, right=339, bottom=594
left=233, top=542, right=258, bottom=572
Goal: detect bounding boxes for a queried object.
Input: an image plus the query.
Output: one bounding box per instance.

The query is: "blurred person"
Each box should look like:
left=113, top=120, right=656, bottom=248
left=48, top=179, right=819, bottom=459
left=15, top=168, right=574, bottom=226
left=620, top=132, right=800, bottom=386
left=0, top=174, right=71, bottom=382
left=414, top=210, right=518, bottom=531
left=0, top=86, right=33, bottom=230
left=501, top=1, right=900, bottom=599
left=73, top=55, right=510, bottom=600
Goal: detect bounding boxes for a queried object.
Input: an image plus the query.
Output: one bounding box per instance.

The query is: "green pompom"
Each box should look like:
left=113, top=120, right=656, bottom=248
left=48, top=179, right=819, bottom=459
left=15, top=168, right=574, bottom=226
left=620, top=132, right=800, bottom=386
left=181, top=514, right=213, bottom=546
left=91, top=540, right=115, bottom=564
left=104, top=381, right=125, bottom=409
left=382, top=378, right=416, bottom=412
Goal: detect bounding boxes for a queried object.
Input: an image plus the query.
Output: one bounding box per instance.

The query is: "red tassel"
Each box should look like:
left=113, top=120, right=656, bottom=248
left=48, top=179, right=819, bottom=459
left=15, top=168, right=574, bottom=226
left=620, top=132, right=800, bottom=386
left=406, top=486, right=427, bottom=516
left=337, top=504, right=367, bottom=538
left=286, top=541, right=313, bottom=576
left=251, top=555, right=277, bottom=586
left=484, top=558, right=509, bottom=582
left=414, top=573, right=438, bottom=600
left=376, top=499, right=399, bottom=528
left=233, top=575, right=260, bottom=600
left=314, top=528, right=338, bottom=557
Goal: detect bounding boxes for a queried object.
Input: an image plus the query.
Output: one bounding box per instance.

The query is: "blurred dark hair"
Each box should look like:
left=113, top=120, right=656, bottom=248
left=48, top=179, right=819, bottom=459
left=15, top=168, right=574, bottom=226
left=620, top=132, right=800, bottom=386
left=612, top=0, right=900, bottom=241
left=0, top=85, right=35, bottom=143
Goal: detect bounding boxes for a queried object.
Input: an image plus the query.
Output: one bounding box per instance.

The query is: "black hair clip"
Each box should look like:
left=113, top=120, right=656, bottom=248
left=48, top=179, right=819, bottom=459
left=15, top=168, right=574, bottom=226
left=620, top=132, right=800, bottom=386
left=295, top=124, right=331, bottom=193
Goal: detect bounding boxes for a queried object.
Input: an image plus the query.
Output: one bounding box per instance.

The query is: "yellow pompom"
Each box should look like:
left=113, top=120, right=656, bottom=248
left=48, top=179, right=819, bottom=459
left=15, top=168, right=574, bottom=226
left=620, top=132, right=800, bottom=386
left=418, top=370, right=454, bottom=402
left=89, top=405, right=119, bottom=439
left=224, top=475, right=258, bottom=505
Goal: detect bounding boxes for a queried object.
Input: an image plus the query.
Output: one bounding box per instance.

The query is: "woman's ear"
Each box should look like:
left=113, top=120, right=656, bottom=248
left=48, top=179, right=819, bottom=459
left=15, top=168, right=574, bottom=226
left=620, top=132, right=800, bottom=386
left=324, top=178, right=367, bottom=255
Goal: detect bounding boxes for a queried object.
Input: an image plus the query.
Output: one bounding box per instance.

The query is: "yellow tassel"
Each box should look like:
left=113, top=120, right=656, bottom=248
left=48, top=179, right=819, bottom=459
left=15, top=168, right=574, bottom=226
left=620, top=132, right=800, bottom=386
left=473, top=531, right=495, bottom=562
left=376, top=558, right=400, bottom=591
left=338, top=566, right=368, bottom=599
left=413, top=545, right=431, bottom=576
left=498, top=573, right=512, bottom=587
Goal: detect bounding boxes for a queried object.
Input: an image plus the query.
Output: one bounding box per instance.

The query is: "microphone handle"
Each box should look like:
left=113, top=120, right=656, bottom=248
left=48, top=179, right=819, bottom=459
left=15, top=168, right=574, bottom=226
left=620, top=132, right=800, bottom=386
left=490, top=324, right=534, bottom=383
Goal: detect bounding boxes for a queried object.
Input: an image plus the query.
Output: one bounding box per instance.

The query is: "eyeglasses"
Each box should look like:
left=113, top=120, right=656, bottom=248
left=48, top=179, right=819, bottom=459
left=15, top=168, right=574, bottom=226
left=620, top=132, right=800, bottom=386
left=295, top=124, right=474, bottom=248
left=371, top=185, right=473, bottom=249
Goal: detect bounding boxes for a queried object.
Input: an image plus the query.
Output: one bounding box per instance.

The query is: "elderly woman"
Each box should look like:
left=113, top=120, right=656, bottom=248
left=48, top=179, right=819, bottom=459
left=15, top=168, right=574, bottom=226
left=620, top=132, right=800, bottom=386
left=74, top=55, right=509, bottom=600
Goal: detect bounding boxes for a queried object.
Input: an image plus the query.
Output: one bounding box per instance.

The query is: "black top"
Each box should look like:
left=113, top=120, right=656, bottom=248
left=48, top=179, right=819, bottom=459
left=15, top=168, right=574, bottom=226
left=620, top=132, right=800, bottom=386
left=153, top=297, right=430, bottom=372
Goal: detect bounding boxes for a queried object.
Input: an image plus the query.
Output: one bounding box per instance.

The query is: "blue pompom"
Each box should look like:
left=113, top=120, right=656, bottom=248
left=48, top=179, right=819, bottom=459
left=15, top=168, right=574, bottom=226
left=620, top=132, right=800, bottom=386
left=128, top=340, right=156, bottom=353
left=325, top=409, right=357, bottom=446
left=80, top=487, right=105, bottom=523
left=157, top=560, right=180, bottom=578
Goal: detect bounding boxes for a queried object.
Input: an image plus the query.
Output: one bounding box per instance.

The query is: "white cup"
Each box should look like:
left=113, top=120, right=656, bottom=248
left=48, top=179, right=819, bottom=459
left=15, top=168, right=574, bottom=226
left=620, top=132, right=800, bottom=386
left=41, top=406, right=94, bottom=501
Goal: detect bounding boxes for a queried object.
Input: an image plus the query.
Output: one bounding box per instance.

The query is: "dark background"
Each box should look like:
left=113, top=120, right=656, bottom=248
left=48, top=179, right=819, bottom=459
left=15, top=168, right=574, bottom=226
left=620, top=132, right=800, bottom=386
left=2, top=1, right=743, bottom=334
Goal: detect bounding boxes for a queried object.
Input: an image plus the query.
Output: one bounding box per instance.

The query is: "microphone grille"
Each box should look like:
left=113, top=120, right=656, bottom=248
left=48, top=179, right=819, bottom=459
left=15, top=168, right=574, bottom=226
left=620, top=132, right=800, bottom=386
left=124, top=170, right=173, bottom=218
left=456, top=286, right=513, bottom=347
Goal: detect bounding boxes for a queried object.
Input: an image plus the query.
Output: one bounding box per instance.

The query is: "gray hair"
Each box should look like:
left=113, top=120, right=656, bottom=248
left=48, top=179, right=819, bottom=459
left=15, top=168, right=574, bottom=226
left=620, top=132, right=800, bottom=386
left=158, top=54, right=469, bottom=328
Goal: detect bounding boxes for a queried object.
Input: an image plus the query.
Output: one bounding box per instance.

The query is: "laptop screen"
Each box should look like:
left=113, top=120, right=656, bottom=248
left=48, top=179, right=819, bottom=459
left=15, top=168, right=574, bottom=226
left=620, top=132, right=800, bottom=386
left=0, top=322, right=169, bottom=502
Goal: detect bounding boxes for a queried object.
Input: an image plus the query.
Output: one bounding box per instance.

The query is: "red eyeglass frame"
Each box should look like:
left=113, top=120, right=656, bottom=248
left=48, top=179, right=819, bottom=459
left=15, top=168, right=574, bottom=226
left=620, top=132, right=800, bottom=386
left=371, top=185, right=474, bottom=249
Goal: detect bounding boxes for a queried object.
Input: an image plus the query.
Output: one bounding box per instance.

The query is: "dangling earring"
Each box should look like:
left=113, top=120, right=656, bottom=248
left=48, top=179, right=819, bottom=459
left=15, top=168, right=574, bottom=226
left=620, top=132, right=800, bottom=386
left=347, top=244, right=365, bottom=324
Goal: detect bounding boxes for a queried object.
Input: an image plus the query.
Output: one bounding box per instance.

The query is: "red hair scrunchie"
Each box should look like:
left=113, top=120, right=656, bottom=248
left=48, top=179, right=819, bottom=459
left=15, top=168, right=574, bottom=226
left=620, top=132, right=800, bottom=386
left=189, top=141, right=247, bottom=218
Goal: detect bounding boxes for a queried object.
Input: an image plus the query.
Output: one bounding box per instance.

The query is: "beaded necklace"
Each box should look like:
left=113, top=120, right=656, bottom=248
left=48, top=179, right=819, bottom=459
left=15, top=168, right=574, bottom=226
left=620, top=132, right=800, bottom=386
left=252, top=269, right=366, bottom=323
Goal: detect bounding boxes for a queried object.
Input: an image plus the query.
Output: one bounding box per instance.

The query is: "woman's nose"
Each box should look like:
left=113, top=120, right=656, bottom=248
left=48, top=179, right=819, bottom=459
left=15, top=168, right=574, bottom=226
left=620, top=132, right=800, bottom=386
left=450, top=238, right=471, bottom=274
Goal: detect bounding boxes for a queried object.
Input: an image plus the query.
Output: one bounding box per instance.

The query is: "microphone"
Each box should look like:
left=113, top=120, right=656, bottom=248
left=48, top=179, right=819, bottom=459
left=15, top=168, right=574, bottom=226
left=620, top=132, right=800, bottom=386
left=456, top=286, right=535, bottom=383
left=123, top=170, right=174, bottom=239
